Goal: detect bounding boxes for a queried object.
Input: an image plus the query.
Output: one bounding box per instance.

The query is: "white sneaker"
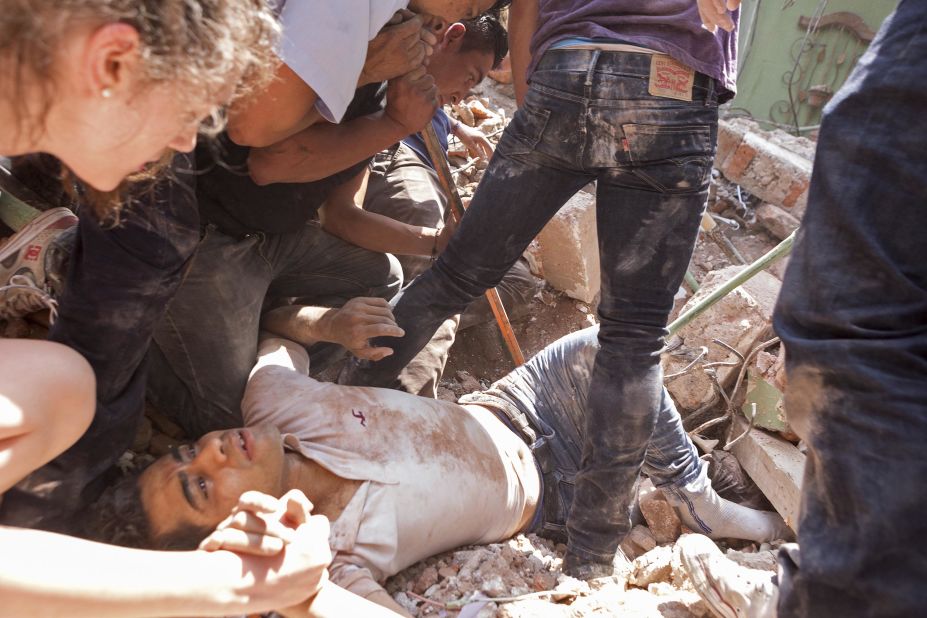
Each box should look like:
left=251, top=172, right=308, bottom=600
left=0, top=207, right=77, bottom=321
left=0, top=274, right=58, bottom=322
left=662, top=465, right=793, bottom=543
left=678, top=534, right=779, bottom=618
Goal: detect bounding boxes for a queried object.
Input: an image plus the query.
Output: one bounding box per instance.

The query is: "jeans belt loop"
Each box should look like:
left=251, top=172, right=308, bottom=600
left=529, top=436, right=555, bottom=474
left=584, top=49, right=601, bottom=96
left=705, top=76, right=716, bottom=106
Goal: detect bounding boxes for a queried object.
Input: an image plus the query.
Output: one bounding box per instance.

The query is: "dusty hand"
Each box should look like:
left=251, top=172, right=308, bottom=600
left=697, top=0, right=741, bottom=33
left=454, top=123, right=494, bottom=161
left=323, top=297, right=405, bottom=361
left=199, top=490, right=333, bottom=609
left=361, top=10, right=437, bottom=85
left=386, top=66, right=439, bottom=135
left=199, top=490, right=316, bottom=555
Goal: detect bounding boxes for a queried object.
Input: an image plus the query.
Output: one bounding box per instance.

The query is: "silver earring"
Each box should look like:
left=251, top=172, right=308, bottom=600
left=101, top=88, right=113, bottom=99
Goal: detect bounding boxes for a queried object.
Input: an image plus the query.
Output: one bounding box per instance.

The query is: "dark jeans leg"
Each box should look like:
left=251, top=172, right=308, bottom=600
left=773, top=3, right=927, bottom=616
left=364, top=143, right=539, bottom=330
left=0, top=155, right=200, bottom=530
left=571, top=105, right=716, bottom=561
left=150, top=226, right=272, bottom=437
left=486, top=325, right=702, bottom=542
left=344, top=67, right=592, bottom=389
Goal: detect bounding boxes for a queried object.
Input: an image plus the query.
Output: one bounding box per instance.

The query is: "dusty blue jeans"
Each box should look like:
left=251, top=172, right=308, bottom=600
left=347, top=49, right=718, bottom=562
left=773, top=2, right=927, bottom=615
left=463, top=325, right=703, bottom=542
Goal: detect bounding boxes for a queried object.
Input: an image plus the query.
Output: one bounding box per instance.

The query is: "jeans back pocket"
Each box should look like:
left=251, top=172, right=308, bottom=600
left=621, top=123, right=715, bottom=194
left=497, top=102, right=552, bottom=157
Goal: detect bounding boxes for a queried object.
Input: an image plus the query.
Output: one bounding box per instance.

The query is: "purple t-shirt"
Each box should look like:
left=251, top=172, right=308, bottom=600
left=529, top=0, right=739, bottom=101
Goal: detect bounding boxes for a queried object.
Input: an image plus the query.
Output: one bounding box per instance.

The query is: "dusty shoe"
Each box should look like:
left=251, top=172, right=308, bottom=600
left=0, top=207, right=77, bottom=320
left=662, top=465, right=793, bottom=543
left=679, top=534, right=778, bottom=618
left=562, top=548, right=630, bottom=581
left=0, top=274, right=58, bottom=322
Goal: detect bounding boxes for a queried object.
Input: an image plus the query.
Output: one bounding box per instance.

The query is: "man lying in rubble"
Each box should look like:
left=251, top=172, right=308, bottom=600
left=96, top=326, right=790, bottom=615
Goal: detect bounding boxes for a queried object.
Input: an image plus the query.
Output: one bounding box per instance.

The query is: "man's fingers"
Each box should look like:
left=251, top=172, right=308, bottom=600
left=727, top=0, right=742, bottom=10
left=402, top=65, right=429, bottom=82
left=357, top=323, right=405, bottom=340
left=281, top=488, right=314, bottom=527
left=217, top=510, right=299, bottom=543
left=199, top=529, right=285, bottom=556
left=420, top=28, right=438, bottom=47
left=233, top=490, right=282, bottom=514
left=354, top=345, right=395, bottom=361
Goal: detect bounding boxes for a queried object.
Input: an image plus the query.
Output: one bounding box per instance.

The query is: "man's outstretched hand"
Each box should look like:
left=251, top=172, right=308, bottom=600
left=322, top=297, right=405, bottom=361
left=697, top=0, right=741, bottom=33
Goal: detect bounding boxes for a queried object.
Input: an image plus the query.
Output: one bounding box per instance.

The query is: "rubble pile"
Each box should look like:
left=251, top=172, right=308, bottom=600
left=387, top=530, right=782, bottom=617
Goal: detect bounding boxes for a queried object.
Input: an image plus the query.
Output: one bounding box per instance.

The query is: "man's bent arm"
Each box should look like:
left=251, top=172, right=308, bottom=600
left=227, top=63, right=323, bottom=148
left=509, top=0, right=540, bottom=107
left=0, top=526, right=319, bottom=617
left=320, top=168, right=443, bottom=256
left=247, top=111, right=408, bottom=185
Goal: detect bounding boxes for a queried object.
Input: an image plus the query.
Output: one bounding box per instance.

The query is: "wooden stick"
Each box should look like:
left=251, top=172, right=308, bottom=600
left=421, top=123, right=526, bottom=366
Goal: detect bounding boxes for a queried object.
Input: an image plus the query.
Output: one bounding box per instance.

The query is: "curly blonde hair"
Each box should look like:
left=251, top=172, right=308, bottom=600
left=1, top=0, right=281, bottom=219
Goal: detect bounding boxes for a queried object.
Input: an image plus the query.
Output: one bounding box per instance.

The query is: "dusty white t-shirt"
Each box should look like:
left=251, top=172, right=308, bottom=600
left=242, top=339, right=540, bottom=597
left=277, top=0, right=408, bottom=122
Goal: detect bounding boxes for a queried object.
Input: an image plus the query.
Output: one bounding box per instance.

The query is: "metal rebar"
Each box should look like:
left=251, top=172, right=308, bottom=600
left=668, top=230, right=796, bottom=336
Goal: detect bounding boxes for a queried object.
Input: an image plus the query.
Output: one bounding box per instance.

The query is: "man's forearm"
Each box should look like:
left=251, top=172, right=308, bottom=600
left=509, top=0, right=540, bottom=107
left=262, top=306, right=338, bottom=348
left=0, top=526, right=293, bottom=617
left=323, top=204, right=438, bottom=256
left=248, top=111, right=408, bottom=185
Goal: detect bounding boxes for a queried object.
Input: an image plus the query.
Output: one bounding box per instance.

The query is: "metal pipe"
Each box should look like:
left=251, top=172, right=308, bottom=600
left=668, top=230, right=796, bottom=336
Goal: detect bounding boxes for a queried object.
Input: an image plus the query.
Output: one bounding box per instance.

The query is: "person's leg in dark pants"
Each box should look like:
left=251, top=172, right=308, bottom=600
left=348, top=50, right=720, bottom=573
left=0, top=155, right=200, bottom=530
left=774, top=3, right=927, bottom=616
left=150, top=220, right=401, bottom=437
left=364, top=143, right=539, bottom=328
left=151, top=219, right=401, bottom=434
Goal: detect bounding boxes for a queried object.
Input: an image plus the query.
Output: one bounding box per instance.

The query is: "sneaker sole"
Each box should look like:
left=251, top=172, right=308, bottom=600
left=0, top=207, right=78, bottom=266
left=679, top=535, right=739, bottom=618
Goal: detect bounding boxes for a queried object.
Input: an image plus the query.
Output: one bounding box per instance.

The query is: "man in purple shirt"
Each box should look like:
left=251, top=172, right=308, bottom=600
left=345, top=0, right=738, bottom=579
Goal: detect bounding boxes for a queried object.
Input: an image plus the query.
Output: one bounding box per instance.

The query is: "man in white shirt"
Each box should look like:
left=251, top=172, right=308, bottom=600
left=103, top=326, right=789, bottom=615
left=229, top=1, right=513, bottom=150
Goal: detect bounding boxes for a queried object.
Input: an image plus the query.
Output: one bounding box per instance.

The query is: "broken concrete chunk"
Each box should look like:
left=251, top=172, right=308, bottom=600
left=413, top=565, right=439, bottom=594
left=755, top=202, right=800, bottom=240
left=454, top=102, right=476, bottom=127
left=639, top=491, right=683, bottom=545
left=536, top=190, right=600, bottom=303
left=629, top=545, right=673, bottom=587
left=716, top=118, right=813, bottom=220
left=725, top=547, right=778, bottom=572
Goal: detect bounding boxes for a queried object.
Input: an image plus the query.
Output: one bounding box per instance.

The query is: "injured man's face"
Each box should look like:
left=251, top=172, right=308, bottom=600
left=139, top=424, right=289, bottom=541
